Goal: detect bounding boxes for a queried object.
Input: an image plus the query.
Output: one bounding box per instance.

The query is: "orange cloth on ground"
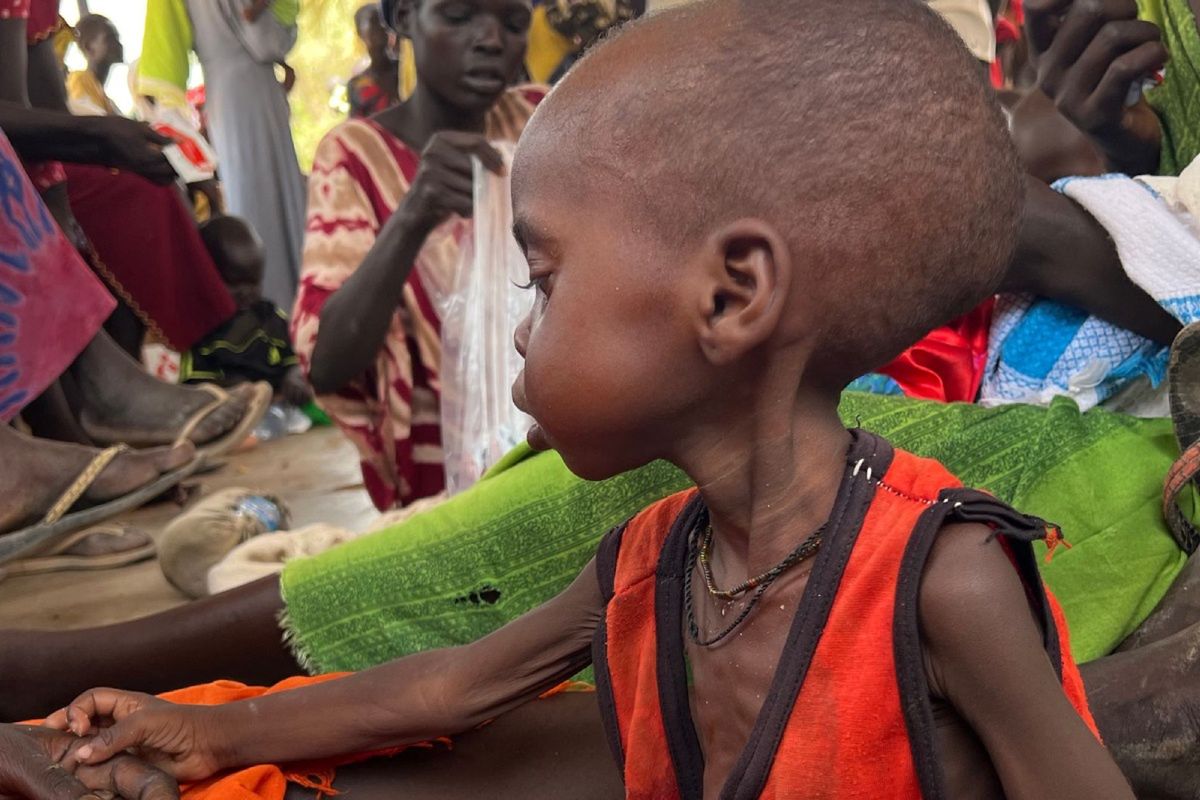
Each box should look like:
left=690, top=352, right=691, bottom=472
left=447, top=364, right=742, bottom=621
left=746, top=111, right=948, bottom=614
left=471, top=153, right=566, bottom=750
left=593, top=432, right=1099, bottom=799
left=143, top=674, right=438, bottom=800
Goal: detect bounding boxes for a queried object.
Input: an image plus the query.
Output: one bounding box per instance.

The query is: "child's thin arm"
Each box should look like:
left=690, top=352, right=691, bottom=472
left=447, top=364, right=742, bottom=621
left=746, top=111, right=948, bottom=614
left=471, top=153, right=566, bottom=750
left=919, top=523, right=1135, bottom=800
left=57, top=559, right=606, bottom=781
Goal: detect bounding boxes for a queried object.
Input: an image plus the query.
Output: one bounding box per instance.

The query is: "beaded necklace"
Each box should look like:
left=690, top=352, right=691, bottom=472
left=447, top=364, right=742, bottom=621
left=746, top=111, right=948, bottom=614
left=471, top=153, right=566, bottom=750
left=685, top=516, right=825, bottom=646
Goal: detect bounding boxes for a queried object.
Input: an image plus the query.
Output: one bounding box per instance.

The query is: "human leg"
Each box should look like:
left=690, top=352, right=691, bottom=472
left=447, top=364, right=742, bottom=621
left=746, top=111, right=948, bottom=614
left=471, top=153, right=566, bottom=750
left=283, top=693, right=622, bottom=800
left=0, top=423, right=193, bottom=536
left=21, top=381, right=93, bottom=445
left=0, top=575, right=295, bottom=722
left=1082, top=624, right=1200, bottom=800
left=68, top=330, right=254, bottom=448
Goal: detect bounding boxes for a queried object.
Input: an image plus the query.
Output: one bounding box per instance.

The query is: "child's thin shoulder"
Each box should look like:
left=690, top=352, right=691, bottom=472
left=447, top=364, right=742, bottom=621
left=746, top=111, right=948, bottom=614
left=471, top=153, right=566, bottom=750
left=917, top=521, right=1048, bottom=696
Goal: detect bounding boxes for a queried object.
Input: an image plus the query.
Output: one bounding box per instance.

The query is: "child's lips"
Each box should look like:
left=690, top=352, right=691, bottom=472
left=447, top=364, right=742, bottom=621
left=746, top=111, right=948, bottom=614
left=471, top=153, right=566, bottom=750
left=526, top=422, right=551, bottom=452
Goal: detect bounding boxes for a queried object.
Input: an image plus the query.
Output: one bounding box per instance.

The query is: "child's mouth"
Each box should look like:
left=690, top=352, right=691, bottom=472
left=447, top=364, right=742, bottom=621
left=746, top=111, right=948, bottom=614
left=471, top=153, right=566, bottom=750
left=526, top=422, right=551, bottom=452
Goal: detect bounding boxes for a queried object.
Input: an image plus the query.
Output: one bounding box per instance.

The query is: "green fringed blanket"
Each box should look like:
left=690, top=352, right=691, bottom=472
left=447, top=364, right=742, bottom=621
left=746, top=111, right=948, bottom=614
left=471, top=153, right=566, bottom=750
left=282, top=393, right=1186, bottom=671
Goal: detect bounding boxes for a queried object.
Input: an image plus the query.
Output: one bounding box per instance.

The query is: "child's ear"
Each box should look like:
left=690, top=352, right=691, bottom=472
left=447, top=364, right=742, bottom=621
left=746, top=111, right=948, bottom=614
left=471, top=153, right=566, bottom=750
left=695, top=219, right=790, bottom=366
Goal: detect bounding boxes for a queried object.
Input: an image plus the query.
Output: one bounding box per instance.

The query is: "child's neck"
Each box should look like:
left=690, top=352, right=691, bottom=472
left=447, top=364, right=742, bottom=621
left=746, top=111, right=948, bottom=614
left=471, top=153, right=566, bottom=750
left=679, top=384, right=850, bottom=578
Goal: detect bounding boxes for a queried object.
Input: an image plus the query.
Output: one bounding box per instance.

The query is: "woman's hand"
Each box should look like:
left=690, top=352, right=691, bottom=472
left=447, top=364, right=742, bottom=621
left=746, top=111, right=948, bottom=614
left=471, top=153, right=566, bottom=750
left=90, top=117, right=178, bottom=185
left=0, top=723, right=177, bottom=800
left=400, top=131, right=506, bottom=230
left=1025, top=0, right=1166, bottom=175
left=43, top=690, right=225, bottom=784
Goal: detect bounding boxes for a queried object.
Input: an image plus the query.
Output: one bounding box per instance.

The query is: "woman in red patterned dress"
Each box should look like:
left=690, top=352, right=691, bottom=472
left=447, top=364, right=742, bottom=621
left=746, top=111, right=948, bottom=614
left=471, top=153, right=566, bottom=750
left=293, top=0, right=542, bottom=510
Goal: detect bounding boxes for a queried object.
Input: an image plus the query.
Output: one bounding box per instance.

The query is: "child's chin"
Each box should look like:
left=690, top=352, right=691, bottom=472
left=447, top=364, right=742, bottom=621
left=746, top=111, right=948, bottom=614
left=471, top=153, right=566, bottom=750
left=526, top=422, right=552, bottom=452
left=557, top=449, right=639, bottom=483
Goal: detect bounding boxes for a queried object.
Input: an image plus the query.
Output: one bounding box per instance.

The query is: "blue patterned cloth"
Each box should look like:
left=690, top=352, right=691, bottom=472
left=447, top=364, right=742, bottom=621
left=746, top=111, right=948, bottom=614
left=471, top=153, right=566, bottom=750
left=981, top=171, right=1200, bottom=411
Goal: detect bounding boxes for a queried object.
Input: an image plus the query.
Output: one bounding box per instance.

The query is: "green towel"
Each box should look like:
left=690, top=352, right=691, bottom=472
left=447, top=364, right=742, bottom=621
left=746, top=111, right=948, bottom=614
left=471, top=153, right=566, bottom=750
left=281, top=393, right=1186, bottom=672
left=1143, top=0, right=1200, bottom=174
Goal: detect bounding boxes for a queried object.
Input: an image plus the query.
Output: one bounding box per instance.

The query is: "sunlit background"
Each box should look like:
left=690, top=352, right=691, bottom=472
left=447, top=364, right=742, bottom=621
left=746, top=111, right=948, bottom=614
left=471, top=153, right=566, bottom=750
left=59, top=0, right=369, bottom=170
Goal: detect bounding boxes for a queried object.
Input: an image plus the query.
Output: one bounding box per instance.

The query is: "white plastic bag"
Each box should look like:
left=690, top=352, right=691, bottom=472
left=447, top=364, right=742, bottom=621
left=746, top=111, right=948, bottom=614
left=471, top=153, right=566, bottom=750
left=438, top=142, right=534, bottom=494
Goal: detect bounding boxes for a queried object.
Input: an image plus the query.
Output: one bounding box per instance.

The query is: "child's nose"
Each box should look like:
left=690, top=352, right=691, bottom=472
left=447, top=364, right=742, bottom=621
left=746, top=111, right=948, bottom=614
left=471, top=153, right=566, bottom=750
left=514, top=314, right=531, bottom=358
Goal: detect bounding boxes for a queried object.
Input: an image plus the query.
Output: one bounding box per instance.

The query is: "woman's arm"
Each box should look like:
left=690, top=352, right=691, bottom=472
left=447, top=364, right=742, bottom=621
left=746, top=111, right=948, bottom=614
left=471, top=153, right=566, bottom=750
left=305, top=203, right=437, bottom=394
left=0, top=103, right=175, bottom=183
left=306, top=130, right=504, bottom=394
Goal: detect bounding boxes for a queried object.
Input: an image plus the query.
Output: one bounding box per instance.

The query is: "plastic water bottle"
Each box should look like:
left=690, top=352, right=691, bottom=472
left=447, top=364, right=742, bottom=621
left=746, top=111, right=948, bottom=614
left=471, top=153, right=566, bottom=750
left=251, top=404, right=289, bottom=443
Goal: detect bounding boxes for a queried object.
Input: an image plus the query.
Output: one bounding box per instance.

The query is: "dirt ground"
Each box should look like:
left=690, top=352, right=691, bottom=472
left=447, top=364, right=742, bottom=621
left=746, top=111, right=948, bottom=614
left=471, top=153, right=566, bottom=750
left=0, top=427, right=377, bottom=630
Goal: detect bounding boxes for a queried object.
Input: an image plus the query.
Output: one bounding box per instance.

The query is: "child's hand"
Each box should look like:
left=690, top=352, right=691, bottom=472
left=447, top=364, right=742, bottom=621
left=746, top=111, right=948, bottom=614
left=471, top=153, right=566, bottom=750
left=0, top=723, right=177, bottom=800
left=1025, top=0, right=1166, bottom=175
left=43, top=690, right=225, bottom=783
left=400, top=131, right=506, bottom=230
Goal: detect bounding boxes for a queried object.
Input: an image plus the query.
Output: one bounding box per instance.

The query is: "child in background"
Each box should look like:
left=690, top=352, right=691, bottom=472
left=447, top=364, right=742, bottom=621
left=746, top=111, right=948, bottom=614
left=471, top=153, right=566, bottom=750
left=182, top=215, right=311, bottom=408
left=347, top=3, right=401, bottom=118
left=50, top=1, right=1135, bottom=798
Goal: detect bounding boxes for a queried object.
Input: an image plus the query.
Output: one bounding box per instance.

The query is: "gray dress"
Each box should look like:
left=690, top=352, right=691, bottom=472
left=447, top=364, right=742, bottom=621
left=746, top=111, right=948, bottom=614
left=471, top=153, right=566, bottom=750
left=186, top=0, right=306, bottom=308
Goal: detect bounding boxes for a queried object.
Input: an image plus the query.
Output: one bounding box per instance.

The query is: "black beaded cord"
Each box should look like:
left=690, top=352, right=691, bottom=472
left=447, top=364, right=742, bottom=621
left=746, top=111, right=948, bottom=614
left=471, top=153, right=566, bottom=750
left=685, top=513, right=826, bottom=647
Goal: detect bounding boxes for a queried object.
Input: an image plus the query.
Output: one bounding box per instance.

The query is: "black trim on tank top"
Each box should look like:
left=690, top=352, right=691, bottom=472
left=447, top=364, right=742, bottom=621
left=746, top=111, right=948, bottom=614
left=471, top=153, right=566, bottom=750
left=595, top=523, right=628, bottom=603
left=655, top=494, right=709, bottom=798
left=592, top=523, right=628, bottom=772
left=653, top=430, right=895, bottom=800
left=892, top=489, right=1063, bottom=800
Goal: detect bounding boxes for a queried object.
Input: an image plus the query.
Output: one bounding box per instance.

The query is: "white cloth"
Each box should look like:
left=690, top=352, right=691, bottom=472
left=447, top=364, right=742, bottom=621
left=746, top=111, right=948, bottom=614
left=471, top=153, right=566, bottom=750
left=981, top=160, right=1200, bottom=411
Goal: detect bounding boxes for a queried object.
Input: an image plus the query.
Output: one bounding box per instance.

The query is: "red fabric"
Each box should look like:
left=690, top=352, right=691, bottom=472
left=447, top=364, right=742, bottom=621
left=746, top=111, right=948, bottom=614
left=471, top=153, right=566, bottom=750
left=604, top=449, right=1098, bottom=798
left=0, top=132, right=114, bottom=421
left=65, top=164, right=236, bottom=351
left=25, top=0, right=54, bottom=42
left=877, top=298, right=994, bottom=403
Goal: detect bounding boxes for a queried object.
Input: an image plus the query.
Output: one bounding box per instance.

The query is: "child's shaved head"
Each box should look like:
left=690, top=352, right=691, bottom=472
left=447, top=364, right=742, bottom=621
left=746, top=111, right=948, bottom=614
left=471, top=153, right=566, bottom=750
left=519, top=0, right=1022, bottom=388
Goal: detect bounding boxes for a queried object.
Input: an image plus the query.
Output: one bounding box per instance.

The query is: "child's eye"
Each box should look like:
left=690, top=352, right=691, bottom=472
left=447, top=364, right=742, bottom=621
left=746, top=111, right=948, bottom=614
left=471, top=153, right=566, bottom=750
left=516, top=275, right=551, bottom=298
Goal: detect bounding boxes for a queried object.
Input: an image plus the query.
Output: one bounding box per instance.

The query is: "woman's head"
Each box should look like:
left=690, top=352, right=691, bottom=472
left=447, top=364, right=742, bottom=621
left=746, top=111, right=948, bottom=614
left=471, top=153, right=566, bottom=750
left=384, top=0, right=531, bottom=112
left=355, top=4, right=391, bottom=61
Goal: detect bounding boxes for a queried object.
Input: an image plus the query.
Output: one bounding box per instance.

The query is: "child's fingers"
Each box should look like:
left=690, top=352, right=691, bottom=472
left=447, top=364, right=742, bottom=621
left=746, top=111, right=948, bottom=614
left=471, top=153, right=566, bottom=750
left=74, top=719, right=146, bottom=766
left=54, top=689, right=153, bottom=738
left=41, top=708, right=70, bottom=732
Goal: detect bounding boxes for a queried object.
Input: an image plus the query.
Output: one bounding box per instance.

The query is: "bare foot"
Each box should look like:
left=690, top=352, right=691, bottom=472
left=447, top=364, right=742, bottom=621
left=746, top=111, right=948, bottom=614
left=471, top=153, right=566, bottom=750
left=1083, top=622, right=1200, bottom=799
left=0, top=425, right=194, bottom=533
left=69, top=332, right=253, bottom=448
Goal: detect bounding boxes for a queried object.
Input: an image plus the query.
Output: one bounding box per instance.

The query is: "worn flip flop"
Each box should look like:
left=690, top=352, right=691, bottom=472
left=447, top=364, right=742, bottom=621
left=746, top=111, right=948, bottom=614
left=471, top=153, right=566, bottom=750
left=177, top=381, right=273, bottom=462
left=0, top=522, right=155, bottom=578
left=0, top=445, right=200, bottom=567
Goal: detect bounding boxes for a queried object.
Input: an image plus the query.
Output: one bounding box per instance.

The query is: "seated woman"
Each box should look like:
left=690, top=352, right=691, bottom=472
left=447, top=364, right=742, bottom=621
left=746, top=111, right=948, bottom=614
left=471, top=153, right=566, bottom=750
left=0, top=2, right=270, bottom=550
left=17, top=8, right=239, bottom=358
left=292, top=0, right=542, bottom=509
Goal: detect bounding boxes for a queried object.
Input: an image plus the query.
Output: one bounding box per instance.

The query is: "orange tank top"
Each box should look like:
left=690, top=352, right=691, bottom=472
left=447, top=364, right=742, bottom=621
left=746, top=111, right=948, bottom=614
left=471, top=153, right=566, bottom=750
left=591, top=430, right=1098, bottom=799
